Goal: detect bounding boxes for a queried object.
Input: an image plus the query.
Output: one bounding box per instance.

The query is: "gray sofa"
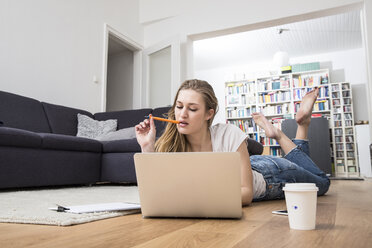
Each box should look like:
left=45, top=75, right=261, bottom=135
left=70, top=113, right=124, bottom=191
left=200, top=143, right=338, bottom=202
left=0, top=90, right=263, bottom=189
left=0, top=90, right=171, bottom=189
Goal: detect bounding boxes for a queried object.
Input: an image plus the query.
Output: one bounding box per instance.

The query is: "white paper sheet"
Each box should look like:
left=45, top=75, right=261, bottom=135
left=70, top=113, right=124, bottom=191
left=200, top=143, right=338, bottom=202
left=49, top=202, right=141, bottom=214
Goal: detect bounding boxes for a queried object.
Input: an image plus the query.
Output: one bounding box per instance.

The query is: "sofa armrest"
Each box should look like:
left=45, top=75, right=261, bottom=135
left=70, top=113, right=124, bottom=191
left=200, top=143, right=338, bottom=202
left=0, top=127, right=42, bottom=148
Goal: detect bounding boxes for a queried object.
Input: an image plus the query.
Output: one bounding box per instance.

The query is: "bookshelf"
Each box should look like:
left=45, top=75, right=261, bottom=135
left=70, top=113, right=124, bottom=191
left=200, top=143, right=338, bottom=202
left=225, top=69, right=331, bottom=157
left=330, top=82, right=359, bottom=177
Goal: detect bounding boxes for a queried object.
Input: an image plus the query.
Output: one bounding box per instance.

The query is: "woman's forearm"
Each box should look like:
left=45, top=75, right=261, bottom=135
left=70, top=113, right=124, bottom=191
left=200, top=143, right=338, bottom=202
left=241, top=186, right=253, bottom=206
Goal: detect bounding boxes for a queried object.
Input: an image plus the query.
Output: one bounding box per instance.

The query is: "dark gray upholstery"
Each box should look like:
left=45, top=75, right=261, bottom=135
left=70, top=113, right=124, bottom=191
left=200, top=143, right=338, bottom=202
left=0, top=91, right=51, bottom=133
left=101, top=138, right=141, bottom=153
left=0, top=127, right=42, bottom=148
left=39, top=133, right=102, bottom=153
left=101, top=153, right=137, bottom=183
left=94, top=109, right=152, bottom=129
left=42, top=102, right=94, bottom=136
left=0, top=147, right=101, bottom=188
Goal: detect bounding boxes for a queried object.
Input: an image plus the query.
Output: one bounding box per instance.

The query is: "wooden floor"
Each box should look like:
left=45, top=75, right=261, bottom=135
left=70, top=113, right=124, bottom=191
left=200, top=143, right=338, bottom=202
left=1, top=179, right=372, bottom=248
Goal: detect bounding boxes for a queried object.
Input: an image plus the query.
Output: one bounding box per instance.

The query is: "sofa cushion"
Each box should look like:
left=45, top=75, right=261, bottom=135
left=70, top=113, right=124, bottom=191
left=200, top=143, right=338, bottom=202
left=42, top=102, right=94, bottom=136
left=94, top=108, right=152, bottom=129
left=101, top=138, right=141, bottom=153
left=0, top=127, right=42, bottom=148
left=39, top=133, right=102, bottom=153
left=97, top=127, right=136, bottom=141
left=151, top=107, right=171, bottom=137
left=0, top=90, right=51, bottom=133
left=77, top=114, right=117, bottom=140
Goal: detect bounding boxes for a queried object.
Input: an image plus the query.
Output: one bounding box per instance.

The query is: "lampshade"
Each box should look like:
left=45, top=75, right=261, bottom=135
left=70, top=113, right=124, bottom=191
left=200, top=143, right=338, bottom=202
left=273, top=51, right=289, bottom=68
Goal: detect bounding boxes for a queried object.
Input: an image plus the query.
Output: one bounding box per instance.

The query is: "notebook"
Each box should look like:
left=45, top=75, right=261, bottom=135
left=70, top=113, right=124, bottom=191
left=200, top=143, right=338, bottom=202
left=134, top=152, right=242, bottom=219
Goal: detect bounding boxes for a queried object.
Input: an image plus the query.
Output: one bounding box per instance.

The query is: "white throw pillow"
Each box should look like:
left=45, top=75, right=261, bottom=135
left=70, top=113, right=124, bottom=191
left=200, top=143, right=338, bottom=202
left=97, top=127, right=136, bottom=141
left=76, top=114, right=117, bottom=140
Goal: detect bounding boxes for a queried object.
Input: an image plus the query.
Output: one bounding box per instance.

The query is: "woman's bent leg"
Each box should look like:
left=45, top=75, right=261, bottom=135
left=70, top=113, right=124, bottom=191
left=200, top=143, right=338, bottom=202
left=284, top=140, right=326, bottom=178
left=251, top=154, right=330, bottom=201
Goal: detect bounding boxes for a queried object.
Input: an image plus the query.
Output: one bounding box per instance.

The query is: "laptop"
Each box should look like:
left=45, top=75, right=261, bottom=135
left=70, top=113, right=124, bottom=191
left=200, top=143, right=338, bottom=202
left=134, top=152, right=242, bottom=219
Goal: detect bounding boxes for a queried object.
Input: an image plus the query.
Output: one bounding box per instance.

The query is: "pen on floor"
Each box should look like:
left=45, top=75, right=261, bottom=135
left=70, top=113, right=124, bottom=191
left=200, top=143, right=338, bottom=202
left=145, top=114, right=180, bottom=124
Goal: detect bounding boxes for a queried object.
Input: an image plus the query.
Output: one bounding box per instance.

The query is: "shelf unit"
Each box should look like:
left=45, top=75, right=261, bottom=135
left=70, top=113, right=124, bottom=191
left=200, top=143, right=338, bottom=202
left=225, top=69, right=331, bottom=157
left=330, top=82, right=359, bottom=177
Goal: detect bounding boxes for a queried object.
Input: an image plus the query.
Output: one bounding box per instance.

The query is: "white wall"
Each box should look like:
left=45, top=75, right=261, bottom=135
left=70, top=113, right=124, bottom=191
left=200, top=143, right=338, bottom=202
left=107, top=49, right=134, bottom=111
left=194, top=48, right=368, bottom=124
left=0, top=0, right=142, bottom=113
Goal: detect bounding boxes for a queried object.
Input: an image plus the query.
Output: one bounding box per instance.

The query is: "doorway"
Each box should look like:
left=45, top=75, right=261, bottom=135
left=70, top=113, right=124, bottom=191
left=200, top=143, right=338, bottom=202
left=102, top=24, right=142, bottom=112
left=106, top=35, right=134, bottom=112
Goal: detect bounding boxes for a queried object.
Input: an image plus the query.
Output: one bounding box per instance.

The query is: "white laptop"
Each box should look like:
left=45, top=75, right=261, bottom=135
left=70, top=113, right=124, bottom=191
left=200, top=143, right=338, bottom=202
left=134, top=152, right=242, bottom=219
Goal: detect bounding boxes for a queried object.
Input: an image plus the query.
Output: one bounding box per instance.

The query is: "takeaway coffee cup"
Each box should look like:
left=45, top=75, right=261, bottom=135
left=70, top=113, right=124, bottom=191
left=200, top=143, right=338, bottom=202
left=283, top=183, right=319, bottom=230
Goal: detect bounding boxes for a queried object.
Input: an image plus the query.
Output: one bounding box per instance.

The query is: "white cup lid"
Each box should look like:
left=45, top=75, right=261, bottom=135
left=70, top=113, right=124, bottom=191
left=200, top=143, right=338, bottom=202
left=283, top=183, right=319, bottom=192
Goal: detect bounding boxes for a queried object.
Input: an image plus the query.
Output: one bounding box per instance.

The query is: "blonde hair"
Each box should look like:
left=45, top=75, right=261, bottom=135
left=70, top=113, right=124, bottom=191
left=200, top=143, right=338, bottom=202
left=155, top=79, right=218, bottom=152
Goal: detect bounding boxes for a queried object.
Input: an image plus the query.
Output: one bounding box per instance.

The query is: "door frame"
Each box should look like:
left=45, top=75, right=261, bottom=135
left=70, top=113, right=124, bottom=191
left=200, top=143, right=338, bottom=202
left=142, top=36, right=181, bottom=107
left=101, top=23, right=143, bottom=111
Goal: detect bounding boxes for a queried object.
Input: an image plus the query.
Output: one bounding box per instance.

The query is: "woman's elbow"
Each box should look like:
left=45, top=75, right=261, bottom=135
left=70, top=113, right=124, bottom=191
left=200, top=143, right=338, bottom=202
left=241, top=187, right=253, bottom=206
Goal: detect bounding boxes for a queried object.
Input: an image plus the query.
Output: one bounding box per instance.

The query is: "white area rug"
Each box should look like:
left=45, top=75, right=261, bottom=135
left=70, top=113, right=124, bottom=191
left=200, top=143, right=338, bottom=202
left=0, top=185, right=140, bottom=226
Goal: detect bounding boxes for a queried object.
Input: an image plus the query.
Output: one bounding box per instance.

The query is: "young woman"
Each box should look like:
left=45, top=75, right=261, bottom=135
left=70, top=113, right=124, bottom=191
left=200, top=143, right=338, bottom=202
left=135, top=79, right=330, bottom=206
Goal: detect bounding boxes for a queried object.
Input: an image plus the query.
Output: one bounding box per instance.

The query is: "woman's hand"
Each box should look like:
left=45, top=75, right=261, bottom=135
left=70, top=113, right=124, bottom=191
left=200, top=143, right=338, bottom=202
left=135, top=117, right=156, bottom=152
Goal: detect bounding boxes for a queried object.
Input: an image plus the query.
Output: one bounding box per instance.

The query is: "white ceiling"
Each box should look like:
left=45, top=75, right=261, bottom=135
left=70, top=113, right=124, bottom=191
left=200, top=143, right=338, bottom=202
left=193, top=10, right=363, bottom=71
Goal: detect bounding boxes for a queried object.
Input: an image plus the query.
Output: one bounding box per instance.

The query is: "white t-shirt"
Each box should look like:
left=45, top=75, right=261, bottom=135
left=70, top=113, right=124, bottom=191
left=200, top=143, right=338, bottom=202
left=210, top=123, right=266, bottom=199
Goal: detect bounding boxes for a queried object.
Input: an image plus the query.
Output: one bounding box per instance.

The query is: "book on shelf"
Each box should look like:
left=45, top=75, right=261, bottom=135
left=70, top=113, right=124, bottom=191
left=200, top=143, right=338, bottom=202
left=292, top=73, right=329, bottom=88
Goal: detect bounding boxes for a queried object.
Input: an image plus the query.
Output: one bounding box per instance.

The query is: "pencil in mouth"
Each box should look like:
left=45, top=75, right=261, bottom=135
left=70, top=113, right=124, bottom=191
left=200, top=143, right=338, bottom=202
left=145, top=114, right=180, bottom=124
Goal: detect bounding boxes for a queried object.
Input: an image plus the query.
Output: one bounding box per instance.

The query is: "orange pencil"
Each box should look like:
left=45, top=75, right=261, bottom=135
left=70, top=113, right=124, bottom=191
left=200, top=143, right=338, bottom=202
left=146, top=114, right=180, bottom=124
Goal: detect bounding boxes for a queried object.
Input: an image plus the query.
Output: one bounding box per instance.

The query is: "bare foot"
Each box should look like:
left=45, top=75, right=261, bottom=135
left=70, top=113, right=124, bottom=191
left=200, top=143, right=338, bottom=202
left=252, top=112, right=281, bottom=139
left=295, top=87, right=319, bottom=126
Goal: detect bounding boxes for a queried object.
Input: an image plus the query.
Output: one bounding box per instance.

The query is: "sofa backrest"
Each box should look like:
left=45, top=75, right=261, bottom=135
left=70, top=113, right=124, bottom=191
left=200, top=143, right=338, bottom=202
left=94, top=108, right=153, bottom=130
left=0, top=90, right=51, bottom=133
left=42, top=102, right=94, bottom=136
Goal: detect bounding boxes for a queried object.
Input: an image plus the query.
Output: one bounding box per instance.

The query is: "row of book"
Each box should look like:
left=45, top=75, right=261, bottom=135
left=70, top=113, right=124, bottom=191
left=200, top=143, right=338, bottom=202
left=334, top=120, right=354, bottom=127
left=346, top=143, right=355, bottom=150
left=225, top=82, right=255, bottom=95
left=226, top=94, right=256, bottom=106
left=345, top=120, right=353, bottom=127
left=332, top=97, right=352, bottom=105
left=345, top=135, right=354, bottom=142
left=334, top=128, right=343, bottom=135
left=257, top=78, right=290, bottom=91
left=333, top=113, right=342, bottom=121
left=293, top=86, right=329, bottom=101
left=345, top=128, right=354, bottom=135
left=344, top=113, right=353, bottom=120
left=266, top=147, right=282, bottom=156
left=335, top=151, right=355, bottom=158
left=261, top=103, right=289, bottom=116
left=226, top=106, right=257, bottom=118
left=292, top=73, right=329, bottom=88
left=260, top=136, right=280, bottom=146
left=331, top=83, right=350, bottom=92
left=258, top=91, right=291, bottom=103
left=294, top=100, right=329, bottom=113
left=227, top=119, right=257, bottom=133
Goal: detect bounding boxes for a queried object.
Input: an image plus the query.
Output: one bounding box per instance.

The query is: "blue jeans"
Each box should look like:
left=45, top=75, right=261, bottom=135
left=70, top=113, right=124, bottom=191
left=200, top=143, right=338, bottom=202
left=250, top=139, right=330, bottom=201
